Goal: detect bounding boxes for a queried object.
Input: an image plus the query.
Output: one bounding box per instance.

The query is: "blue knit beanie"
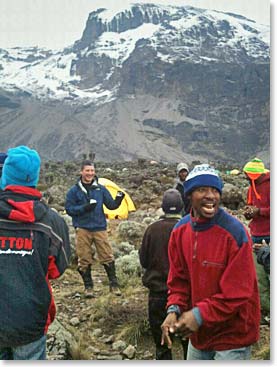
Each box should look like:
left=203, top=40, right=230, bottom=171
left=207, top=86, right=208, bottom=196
left=0, top=146, right=41, bottom=189
left=184, top=164, right=223, bottom=195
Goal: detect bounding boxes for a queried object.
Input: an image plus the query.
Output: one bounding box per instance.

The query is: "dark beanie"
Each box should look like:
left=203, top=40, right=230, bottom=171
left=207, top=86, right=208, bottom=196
left=162, top=189, right=183, bottom=214
left=0, top=146, right=41, bottom=189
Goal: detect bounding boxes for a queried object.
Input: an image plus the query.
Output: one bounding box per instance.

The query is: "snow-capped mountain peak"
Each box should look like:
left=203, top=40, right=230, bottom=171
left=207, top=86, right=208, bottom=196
left=0, top=2, right=269, bottom=103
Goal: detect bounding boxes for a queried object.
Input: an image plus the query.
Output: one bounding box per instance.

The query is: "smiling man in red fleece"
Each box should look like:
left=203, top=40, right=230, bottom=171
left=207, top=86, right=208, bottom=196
left=0, top=146, right=71, bottom=360
left=161, top=164, right=260, bottom=360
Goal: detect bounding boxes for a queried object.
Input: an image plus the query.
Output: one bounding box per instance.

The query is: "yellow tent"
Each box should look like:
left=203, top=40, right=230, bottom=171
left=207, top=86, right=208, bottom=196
left=98, top=177, right=136, bottom=219
left=230, top=169, right=240, bottom=175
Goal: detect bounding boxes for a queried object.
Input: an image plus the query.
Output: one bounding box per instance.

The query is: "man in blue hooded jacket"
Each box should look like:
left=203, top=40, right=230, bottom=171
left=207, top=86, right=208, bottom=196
left=65, top=160, right=124, bottom=297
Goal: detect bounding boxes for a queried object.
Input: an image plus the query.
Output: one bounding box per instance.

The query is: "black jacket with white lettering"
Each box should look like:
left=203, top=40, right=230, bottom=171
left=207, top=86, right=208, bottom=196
left=0, top=185, right=71, bottom=348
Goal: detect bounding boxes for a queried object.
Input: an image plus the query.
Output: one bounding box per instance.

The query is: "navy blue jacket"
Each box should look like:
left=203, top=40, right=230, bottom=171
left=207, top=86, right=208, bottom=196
left=0, top=185, right=71, bottom=348
left=65, top=177, right=122, bottom=231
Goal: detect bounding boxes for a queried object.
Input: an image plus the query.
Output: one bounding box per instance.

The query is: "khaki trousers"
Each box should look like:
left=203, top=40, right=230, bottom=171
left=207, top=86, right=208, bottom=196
left=75, top=228, right=114, bottom=271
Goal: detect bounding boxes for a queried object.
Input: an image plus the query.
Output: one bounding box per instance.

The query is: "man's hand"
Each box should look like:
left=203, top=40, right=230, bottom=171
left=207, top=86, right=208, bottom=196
left=116, top=191, right=125, bottom=199
left=84, top=199, right=97, bottom=212
left=253, top=239, right=268, bottom=254
left=161, top=313, right=177, bottom=349
left=174, top=310, right=199, bottom=338
left=115, top=191, right=125, bottom=205
left=243, top=205, right=259, bottom=220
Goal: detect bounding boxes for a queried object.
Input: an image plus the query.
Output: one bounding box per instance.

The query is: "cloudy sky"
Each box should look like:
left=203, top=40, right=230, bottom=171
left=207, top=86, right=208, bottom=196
left=0, top=0, right=270, bottom=50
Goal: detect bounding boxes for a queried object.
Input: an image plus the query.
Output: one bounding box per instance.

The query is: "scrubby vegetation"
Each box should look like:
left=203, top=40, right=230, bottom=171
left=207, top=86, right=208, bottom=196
left=44, top=159, right=269, bottom=360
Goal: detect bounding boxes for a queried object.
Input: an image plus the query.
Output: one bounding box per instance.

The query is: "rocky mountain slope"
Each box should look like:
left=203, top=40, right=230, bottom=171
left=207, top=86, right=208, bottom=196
left=0, top=3, right=270, bottom=164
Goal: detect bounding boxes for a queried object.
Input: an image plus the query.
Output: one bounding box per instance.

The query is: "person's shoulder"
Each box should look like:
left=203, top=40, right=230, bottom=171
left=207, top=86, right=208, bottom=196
left=144, top=216, right=173, bottom=231
left=48, top=209, right=69, bottom=233
left=259, top=172, right=270, bottom=185
left=97, top=184, right=110, bottom=197
left=94, top=178, right=105, bottom=191
left=217, top=208, right=242, bottom=227
left=145, top=218, right=164, bottom=230
left=98, top=183, right=106, bottom=190
left=41, top=204, right=59, bottom=219
left=67, top=183, right=78, bottom=192
left=173, top=214, right=190, bottom=230
left=68, top=182, right=78, bottom=191
left=217, top=208, right=249, bottom=247
left=265, top=174, right=270, bottom=185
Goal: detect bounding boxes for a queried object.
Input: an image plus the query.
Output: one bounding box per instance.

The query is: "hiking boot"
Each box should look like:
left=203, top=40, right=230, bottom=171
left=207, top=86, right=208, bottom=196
left=84, top=287, right=95, bottom=298
left=103, top=261, right=121, bottom=296
left=110, top=285, right=122, bottom=296
left=78, top=266, right=94, bottom=298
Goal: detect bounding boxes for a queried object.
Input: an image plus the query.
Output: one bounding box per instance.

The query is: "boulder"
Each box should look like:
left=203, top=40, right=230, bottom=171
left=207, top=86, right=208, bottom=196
left=221, top=183, right=245, bottom=210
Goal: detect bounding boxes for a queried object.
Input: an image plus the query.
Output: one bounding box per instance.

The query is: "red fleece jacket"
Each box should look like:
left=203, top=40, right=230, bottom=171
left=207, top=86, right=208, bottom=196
left=167, top=208, right=260, bottom=351
left=247, top=172, right=270, bottom=237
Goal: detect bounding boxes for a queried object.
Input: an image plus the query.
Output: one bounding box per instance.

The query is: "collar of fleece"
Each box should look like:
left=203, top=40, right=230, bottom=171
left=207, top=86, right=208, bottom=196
left=0, top=185, right=44, bottom=223
left=2, top=185, right=42, bottom=199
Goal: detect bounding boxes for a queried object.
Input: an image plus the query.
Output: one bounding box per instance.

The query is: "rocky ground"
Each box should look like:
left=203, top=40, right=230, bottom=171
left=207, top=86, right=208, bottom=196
left=40, top=159, right=270, bottom=360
